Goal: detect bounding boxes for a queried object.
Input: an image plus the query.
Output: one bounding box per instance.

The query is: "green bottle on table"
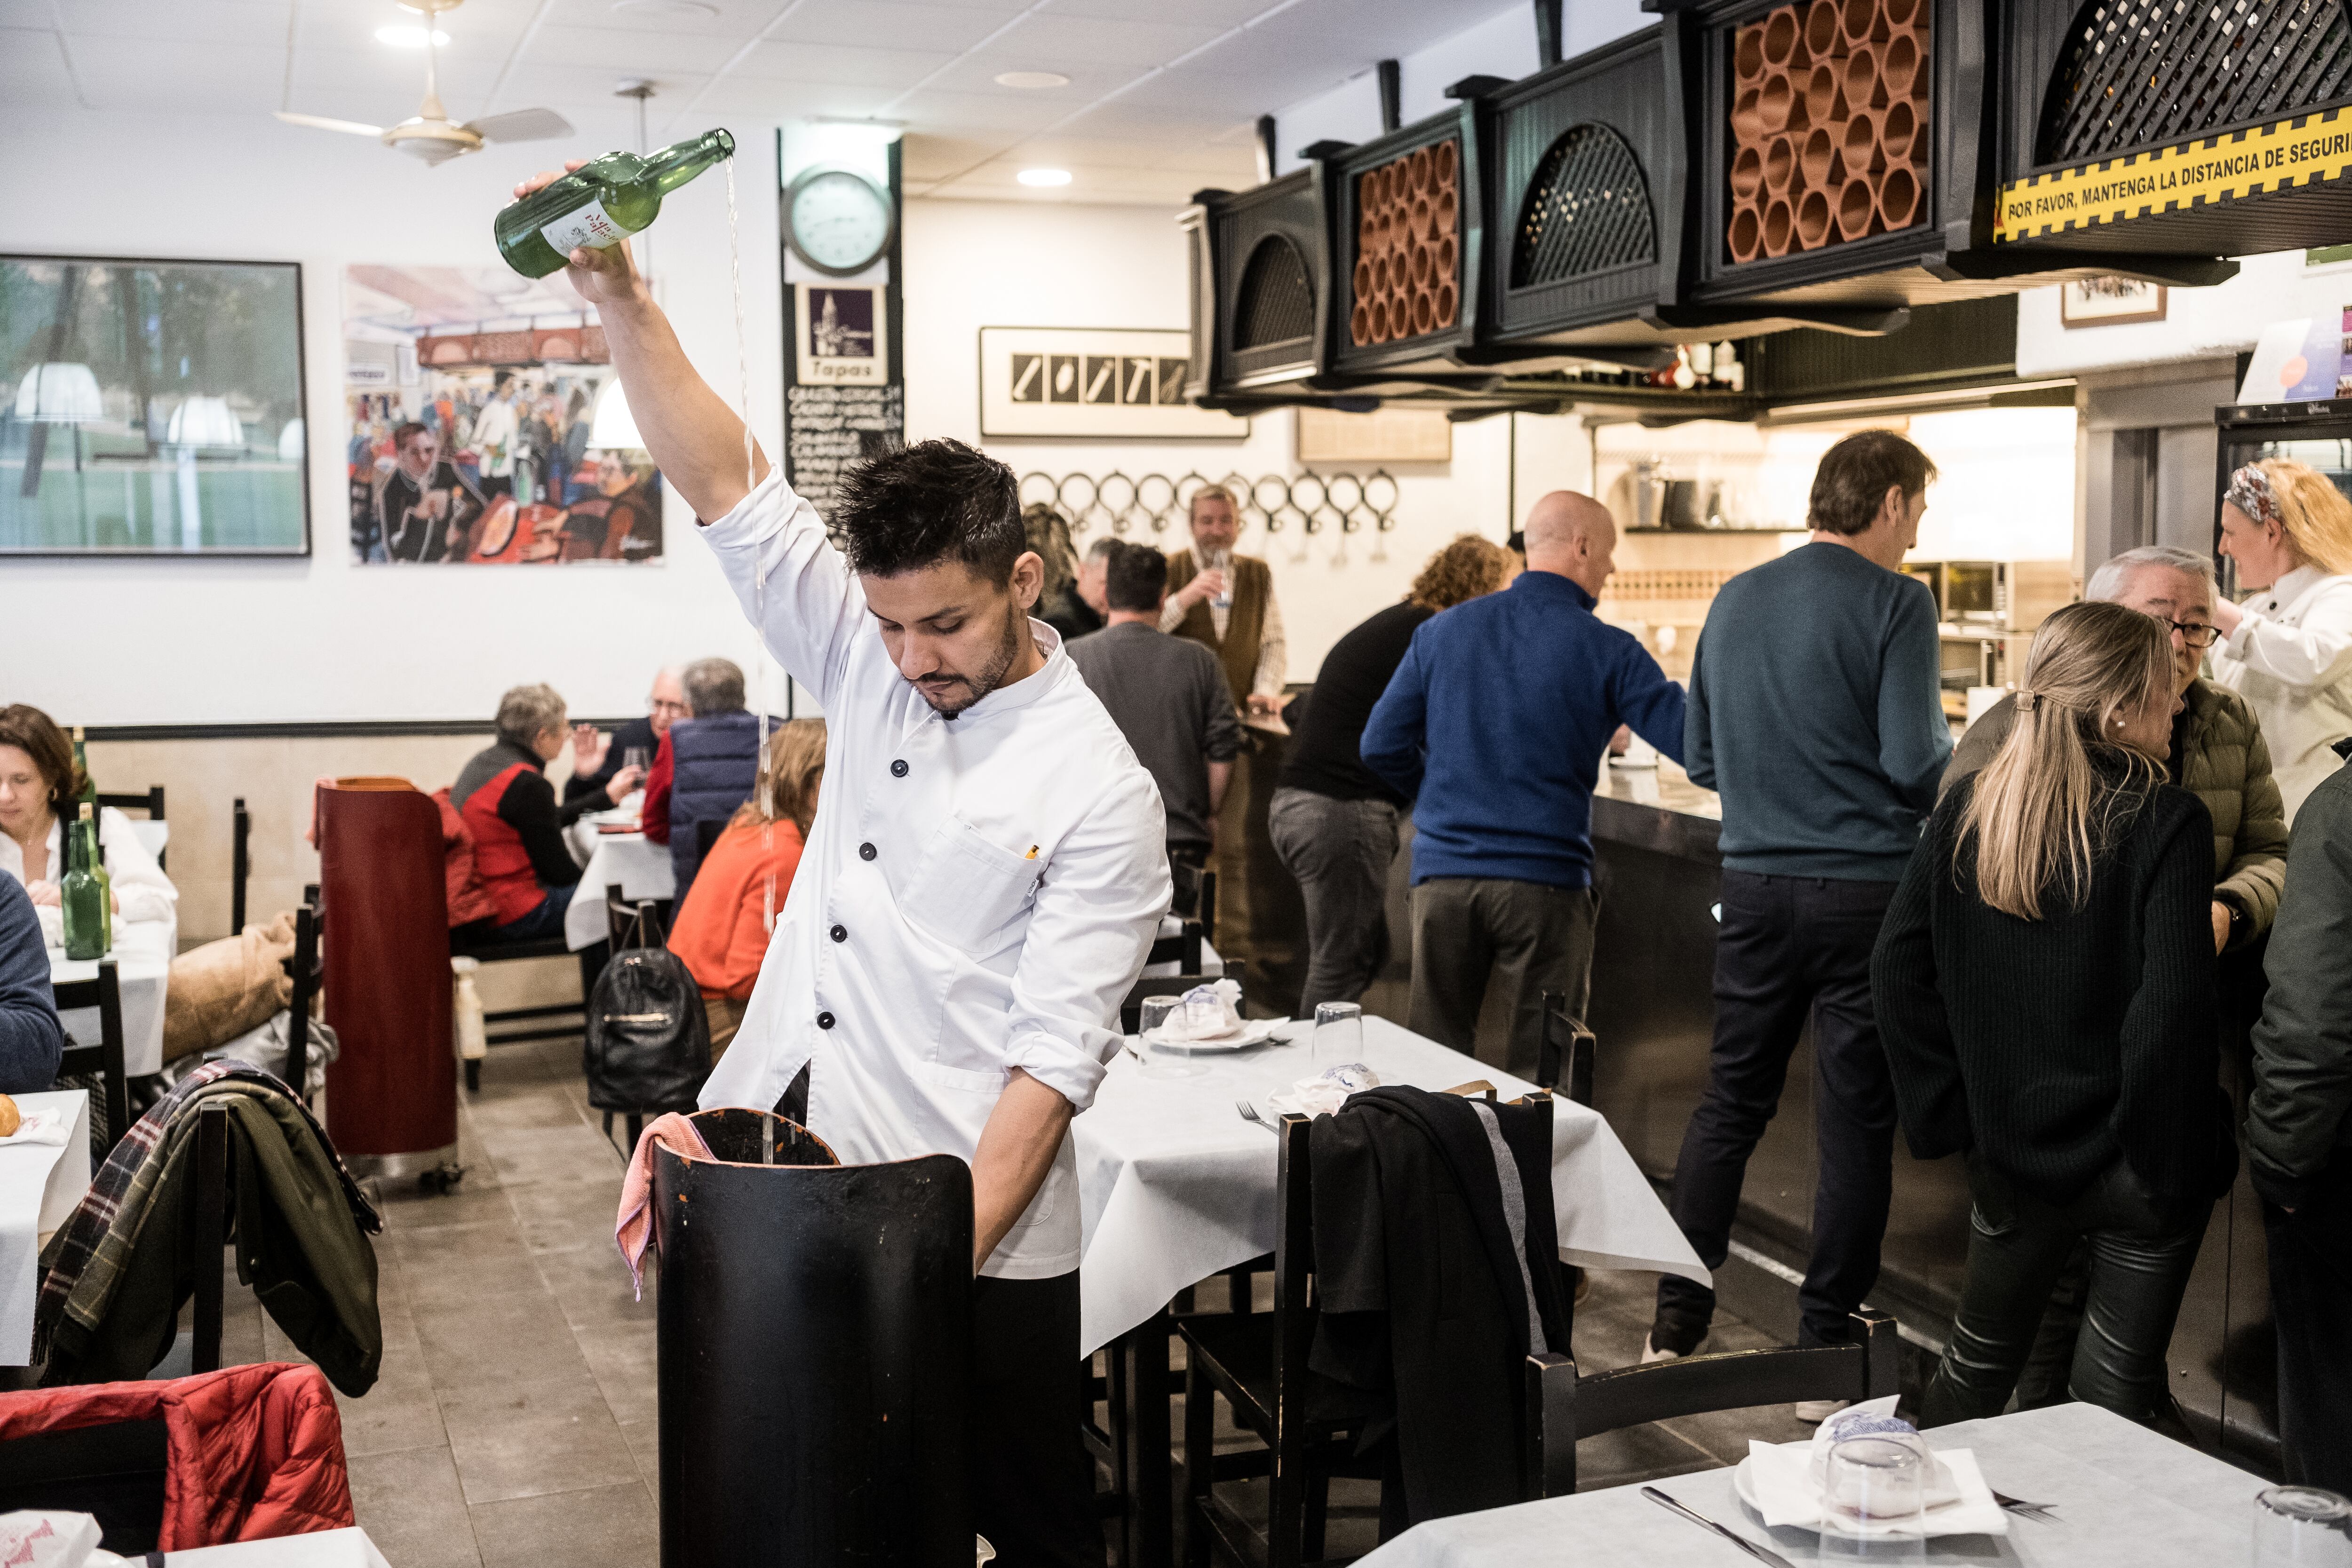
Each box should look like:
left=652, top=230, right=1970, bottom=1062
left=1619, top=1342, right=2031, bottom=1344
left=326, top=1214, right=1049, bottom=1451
left=62, top=804, right=107, bottom=961
left=493, top=128, right=736, bottom=279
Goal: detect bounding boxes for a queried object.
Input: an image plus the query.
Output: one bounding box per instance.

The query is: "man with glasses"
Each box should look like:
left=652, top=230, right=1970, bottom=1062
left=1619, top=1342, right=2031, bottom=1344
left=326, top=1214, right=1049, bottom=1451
left=564, top=666, right=686, bottom=806
left=1944, top=543, right=2290, bottom=1409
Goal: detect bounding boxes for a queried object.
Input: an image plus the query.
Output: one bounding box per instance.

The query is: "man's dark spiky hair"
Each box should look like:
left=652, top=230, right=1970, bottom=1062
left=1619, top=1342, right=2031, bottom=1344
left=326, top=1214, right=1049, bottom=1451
left=830, top=438, right=1024, bottom=581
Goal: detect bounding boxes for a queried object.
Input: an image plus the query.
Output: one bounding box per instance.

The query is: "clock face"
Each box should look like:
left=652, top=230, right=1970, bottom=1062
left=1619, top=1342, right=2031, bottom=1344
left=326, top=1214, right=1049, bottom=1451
left=788, top=167, right=893, bottom=276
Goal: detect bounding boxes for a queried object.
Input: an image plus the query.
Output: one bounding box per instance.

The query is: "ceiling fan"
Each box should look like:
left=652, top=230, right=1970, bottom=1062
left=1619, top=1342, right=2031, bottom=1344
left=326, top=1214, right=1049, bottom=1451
left=276, top=0, right=573, bottom=166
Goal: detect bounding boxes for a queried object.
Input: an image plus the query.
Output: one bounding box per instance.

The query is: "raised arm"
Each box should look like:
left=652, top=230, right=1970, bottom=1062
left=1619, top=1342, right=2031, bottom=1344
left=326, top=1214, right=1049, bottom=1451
left=514, top=165, right=772, bottom=522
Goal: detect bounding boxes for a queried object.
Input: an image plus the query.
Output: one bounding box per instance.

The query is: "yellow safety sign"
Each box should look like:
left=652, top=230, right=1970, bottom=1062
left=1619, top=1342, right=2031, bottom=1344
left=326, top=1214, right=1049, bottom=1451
left=1995, top=106, right=2352, bottom=242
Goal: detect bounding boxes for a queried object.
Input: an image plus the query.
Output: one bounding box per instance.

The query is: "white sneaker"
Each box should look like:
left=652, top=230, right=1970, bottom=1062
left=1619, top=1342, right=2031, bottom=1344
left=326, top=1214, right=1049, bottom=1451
left=1793, top=1399, right=1851, bottom=1425
left=1641, top=1333, right=1701, bottom=1364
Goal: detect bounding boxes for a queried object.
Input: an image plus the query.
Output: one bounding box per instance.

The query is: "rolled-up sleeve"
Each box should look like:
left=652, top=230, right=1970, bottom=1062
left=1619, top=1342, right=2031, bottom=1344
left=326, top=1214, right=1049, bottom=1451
left=1001, top=768, right=1170, bottom=1113
left=697, top=469, right=870, bottom=710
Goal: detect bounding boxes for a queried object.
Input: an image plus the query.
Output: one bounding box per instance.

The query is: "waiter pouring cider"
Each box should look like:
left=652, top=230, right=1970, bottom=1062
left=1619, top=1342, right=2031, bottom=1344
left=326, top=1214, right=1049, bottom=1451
left=514, top=165, right=1169, bottom=1567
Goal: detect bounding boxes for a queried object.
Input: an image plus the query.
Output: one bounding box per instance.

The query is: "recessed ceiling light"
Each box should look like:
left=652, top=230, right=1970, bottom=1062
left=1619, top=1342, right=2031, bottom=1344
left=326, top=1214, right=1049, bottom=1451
left=612, top=0, right=721, bottom=15
left=1017, top=167, right=1073, bottom=187
left=376, top=24, right=450, bottom=46
left=995, top=70, right=1070, bottom=89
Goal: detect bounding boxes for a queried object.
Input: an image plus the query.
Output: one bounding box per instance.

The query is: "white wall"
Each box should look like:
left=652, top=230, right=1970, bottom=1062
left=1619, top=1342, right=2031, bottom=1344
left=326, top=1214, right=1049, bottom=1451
left=2016, top=250, right=2351, bottom=382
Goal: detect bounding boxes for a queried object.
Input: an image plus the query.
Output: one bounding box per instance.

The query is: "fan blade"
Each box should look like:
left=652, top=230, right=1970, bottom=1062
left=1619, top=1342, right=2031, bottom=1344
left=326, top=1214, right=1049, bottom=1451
left=468, top=108, right=574, bottom=144
left=275, top=111, right=386, bottom=137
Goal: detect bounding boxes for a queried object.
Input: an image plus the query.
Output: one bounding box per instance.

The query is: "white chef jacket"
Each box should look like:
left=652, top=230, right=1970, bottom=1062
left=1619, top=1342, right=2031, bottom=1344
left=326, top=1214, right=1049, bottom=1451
left=0, top=806, right=178, bottom=949
left=696, top=470, right=1172, bottom=1279
left=2212, top=564, right=2352, bottom=819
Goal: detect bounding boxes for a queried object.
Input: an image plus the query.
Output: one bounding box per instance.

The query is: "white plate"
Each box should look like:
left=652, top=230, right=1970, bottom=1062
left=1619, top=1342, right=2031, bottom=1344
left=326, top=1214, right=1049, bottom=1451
left=1137, top=1018, right=1291, bottom=1053
left=1732, top=1452, right=2006, bottom=1539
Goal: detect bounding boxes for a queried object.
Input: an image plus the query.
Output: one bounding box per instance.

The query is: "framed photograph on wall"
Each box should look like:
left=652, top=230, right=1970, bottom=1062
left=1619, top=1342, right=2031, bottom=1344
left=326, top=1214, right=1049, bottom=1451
left=2059, top=279, right=2168, bottom=328
left=1, top=254, right=310, bottom=555
left=793, top=283, right=888, bottom=386
left=978, top=326, right=1248, bottom=440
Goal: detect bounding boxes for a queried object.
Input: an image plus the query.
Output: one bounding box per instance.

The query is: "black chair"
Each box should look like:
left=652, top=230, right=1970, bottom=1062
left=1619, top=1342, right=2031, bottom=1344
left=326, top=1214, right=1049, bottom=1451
left=1120, top=960, right=1247, bottom=1036
left=1537, top=989, right=1596, bottom=1106
left=94, top=786, right=167, bottom=872
left=282, top=899, right=322, bottom=1109
left=695, top=814, right=726, bottom=865
left=450, top=928, right=590, bottom=1058
left=230, top=797, right=251, bottom=934
left=604, top=887, right=671, bottom=951
left=1530, top=1309, right=1903, bottom=1497
left=53, top=959, right=130, bottom=1154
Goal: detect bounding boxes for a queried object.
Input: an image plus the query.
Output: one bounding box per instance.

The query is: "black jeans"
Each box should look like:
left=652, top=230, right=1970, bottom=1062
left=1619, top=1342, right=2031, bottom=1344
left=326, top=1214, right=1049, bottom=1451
left=2266, top=1153, right=2352, bottom=1495
left=1654, top=871, right=1898, bottom=1350
left=1919, top=1156, right=2209, bottom=1428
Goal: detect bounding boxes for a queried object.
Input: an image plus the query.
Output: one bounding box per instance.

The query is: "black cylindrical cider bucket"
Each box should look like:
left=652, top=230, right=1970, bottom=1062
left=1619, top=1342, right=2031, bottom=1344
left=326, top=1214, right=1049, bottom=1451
left=654, top=1107, right=974, bottom=1567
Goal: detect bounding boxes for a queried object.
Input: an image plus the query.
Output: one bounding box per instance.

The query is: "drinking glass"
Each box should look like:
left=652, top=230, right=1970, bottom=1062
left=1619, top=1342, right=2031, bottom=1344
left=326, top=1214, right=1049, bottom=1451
left=1818, top=1436, right=1926, bottom=1563
left=2254, top=1487, right=2352, bottom=1567
left=622, top=746, right=650, bottom=772
left=1312, top=1002, right=1363, bottom=1074
left=1207, top=546, right=1234, bottom=609
left=1139, top=996, right=1207, bottom=1079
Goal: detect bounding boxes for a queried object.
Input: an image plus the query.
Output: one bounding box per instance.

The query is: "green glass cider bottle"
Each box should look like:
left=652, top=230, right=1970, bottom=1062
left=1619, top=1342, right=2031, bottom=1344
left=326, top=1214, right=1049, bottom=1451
left=62, top=805, right=107, bottom=961
left=494, top=128, right=736, bottom=279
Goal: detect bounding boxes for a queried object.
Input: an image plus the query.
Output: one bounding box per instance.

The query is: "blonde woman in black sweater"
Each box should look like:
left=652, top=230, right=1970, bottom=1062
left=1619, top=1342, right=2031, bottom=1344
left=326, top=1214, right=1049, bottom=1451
left=1874, top=600, right=2235, bottom=1426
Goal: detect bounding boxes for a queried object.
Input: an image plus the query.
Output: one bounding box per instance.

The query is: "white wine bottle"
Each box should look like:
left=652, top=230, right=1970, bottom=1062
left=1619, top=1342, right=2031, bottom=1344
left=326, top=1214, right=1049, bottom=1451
left=495, top=128, right=735, bottom=279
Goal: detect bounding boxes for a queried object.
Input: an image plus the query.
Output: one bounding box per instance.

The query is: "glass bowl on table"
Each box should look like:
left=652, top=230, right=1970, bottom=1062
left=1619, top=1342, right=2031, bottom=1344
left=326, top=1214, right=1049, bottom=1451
left=2254, top=1487, right=2352, bottom=1567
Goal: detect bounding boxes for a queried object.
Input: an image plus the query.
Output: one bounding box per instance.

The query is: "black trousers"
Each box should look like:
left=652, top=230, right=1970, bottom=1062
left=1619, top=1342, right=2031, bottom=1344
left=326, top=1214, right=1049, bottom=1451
left=1920, top=1157, right=2208, bottom=1428
left=2266, top=1154, right=2352, bottom=1495
left=1654, top=871, right=1899, bottom=1350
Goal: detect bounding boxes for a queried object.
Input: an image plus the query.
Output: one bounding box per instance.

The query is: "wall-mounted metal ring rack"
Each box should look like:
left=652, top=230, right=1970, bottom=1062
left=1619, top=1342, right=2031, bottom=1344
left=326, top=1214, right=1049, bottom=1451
left=1017, top=470, right=1401, bottom=537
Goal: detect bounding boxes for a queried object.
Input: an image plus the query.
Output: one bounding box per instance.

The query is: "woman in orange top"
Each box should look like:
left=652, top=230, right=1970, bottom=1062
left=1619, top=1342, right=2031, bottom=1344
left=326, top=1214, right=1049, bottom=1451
left=668, top=718, right=825, bottom=1056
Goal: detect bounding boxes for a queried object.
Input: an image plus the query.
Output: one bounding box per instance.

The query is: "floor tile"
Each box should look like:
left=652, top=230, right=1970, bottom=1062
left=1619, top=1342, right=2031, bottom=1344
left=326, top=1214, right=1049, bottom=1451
left=414, top=1298, right=594, bottom=1392
left=346, top=1445, right=483, bottom=1568
left=439, top=1371, right=643, bottom=1505
left=572, top=1317, right=660, bottom=1426
left=618, top=1418, right=661, bottom=1490
left=468, top=1479, right=660, bottom=1568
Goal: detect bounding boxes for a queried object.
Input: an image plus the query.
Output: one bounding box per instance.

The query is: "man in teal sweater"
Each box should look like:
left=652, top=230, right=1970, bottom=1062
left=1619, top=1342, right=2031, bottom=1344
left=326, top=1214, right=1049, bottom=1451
left=1650, top=430, right=1950, bottom=1401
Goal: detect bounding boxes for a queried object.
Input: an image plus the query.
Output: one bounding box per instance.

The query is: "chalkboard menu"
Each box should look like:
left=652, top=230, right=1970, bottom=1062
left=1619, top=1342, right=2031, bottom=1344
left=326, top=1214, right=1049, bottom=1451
left=785, top=383, right=905, bottom=522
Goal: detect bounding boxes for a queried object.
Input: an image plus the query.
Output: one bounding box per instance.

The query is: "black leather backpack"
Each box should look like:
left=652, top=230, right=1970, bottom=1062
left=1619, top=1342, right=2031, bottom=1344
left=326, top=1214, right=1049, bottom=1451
left=583, top=907, right=711, bottom=1116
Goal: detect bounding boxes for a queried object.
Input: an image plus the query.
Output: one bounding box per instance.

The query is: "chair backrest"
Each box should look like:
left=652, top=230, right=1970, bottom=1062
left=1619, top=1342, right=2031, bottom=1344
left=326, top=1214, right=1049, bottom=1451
left=1269, top=1111, right=1320, bottom=1445
left=695, top=814, right=727, bottom=864
left=283, top=899, right=322, bottom=1107
left=606, top=887, right=669, bottom=951
left=1524, top=1308, right=1903, bottom=1498
left=230, top=797, right=251, bottom=934
left=53, top=959, right=130, bottom=1151
left=1120, top=961, right=1246, bottom=1034
left=1537, top=990, right=1595, bottom=1106
left=95, top=788, right=168, bottom=871
left=1169, top=864, right=1218, bottom=947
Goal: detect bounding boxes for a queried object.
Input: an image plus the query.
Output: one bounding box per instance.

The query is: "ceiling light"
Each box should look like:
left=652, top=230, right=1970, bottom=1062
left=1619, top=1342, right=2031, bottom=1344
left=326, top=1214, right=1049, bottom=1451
left=376, top=24, right=450, bottom=46
left=1017, top=167, right=1072, bottom=187
left=995, top=71, right=1070, bottom=89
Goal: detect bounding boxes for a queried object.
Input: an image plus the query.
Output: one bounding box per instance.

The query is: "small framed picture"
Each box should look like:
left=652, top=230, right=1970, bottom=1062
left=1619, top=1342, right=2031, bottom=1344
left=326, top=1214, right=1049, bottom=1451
left=978, top=326, right=1248, bottom=440
left=2059, top=279, right=2167, bottom=328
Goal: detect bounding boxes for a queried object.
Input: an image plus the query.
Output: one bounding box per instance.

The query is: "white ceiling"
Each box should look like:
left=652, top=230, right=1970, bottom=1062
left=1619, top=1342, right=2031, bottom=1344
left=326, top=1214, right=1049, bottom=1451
left=1, top=0, right=1521, bottom=206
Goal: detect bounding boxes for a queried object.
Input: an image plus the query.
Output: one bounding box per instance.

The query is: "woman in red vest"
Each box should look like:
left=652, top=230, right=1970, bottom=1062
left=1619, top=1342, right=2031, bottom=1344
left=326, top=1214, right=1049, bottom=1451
left=451, top=684, right=643, bottom=943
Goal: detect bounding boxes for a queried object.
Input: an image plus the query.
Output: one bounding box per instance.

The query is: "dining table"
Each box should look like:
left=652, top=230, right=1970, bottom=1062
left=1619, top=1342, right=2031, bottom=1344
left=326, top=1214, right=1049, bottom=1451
left=1073, top=1013, right=1706, bottom=1568
left=49, top=915, right=175, bottom=1077
left=1350, top=1401, right=2270, bottom=1567
left=0, top=1089, right=93, bottom=1366
left=162, top=1527, right=392, bottom=1566
left=563, top=806, right=674, bottom=953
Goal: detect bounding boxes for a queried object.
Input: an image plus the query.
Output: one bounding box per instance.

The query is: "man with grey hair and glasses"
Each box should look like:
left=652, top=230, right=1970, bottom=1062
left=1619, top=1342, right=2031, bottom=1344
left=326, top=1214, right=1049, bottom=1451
left=644, top=657, right=773, bottom=905
left=1944, top=543, right=2290, bottom=1409
left=564, top=664, right=685, bottom=805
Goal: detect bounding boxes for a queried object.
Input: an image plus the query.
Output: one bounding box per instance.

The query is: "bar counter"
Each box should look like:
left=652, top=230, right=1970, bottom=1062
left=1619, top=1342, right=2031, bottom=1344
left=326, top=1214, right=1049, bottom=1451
left=1584, top=758, right=2273, bottom=1467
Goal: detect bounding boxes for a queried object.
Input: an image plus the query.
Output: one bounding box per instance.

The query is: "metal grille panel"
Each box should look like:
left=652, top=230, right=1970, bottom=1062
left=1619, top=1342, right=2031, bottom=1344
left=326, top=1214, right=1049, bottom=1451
left=1513, top=124, right=1655, bottom=289
left=2039, top=0, right=2352, bottom=166
left=1232, top=236, right=1315, bottom=350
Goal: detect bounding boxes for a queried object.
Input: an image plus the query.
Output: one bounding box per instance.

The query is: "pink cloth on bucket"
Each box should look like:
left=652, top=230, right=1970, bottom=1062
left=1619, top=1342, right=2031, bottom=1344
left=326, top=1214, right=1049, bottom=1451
left=614, top=1113, right=716, bottom=1298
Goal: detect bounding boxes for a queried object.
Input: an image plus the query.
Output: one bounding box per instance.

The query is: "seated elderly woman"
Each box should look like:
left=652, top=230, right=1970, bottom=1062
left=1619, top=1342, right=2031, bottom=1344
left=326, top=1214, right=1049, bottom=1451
left=0, top=703, right=177, bottom=946
left=452, top=684, right=644, bottom=945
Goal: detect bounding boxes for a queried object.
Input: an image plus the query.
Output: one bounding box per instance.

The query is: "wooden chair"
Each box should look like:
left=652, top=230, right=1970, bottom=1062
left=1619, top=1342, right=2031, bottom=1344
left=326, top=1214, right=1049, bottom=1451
left=53, top=960, right=130, bottom=1154
left=1537, top=989, right=1596, bottom=1106
left=230, top=797, right=251, bottom=934
left=604, top=887, right=669, bottom=951
left=1527, top=1309, right=1903, bottom=1497
left=95, top=786, right=168, bottom=872
left=1120, top=961, right=1246, bottom=1035
left=282, top=899, right=322, bottom=1108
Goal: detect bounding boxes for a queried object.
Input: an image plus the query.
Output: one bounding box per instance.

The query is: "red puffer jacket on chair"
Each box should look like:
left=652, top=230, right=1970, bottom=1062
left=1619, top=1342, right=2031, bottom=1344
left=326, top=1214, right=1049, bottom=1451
left=0, top=1363, right=356, bottom=1549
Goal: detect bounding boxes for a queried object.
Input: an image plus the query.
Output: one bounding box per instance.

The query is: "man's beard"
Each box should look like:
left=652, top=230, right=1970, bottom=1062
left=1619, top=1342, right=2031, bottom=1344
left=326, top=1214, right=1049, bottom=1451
left=914, top=603, right=1028, bottom=717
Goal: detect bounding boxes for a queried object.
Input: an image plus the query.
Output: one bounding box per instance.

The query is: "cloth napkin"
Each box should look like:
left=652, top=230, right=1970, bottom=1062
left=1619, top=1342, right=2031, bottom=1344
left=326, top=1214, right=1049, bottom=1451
left=0, top=1108, right=70, bottom=1147
left=613, top=1113, right=715, bottom=1299
left=1745, top=1436, right=2009, bottom=1537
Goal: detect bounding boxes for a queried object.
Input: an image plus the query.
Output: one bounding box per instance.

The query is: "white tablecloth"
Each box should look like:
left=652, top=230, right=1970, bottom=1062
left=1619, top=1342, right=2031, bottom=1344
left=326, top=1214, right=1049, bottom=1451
left=1353, top=1401, right=2263, bottom=1568
left=563, top=828, right=675, bottom=952
left=49, top=916, right=175, bottom=1077
left=1072, top=1015, right=1706, bottom=1357
left=0, top=1089, right=92, bottom=1365
left=167, top=1527, right=392, bottom=1566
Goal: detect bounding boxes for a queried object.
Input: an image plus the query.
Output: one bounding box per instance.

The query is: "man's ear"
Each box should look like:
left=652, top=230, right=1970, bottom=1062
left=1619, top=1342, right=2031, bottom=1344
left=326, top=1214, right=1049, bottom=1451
left=1009, top=549, right=1045, bottom=610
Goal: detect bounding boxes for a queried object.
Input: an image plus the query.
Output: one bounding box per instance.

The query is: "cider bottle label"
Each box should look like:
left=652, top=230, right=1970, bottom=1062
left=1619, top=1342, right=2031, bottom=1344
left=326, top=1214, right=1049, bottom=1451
left=541, top=197, right=627, bottom=256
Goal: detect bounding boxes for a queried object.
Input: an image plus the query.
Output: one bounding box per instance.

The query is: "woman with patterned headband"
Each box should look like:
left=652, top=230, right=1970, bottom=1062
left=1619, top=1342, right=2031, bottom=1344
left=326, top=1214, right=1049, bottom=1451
left=2213, top=458, right=2352, bottom=818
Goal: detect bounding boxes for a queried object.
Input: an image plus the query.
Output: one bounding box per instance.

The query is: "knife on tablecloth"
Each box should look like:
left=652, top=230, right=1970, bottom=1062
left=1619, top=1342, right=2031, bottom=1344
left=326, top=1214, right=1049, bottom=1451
left=1642, top=1486, right=1798, bottom=1568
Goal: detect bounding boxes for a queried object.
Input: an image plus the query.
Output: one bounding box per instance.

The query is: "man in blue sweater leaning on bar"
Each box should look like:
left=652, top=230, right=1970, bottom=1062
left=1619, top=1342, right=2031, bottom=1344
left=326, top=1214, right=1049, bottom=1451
left=1362, top=490, right=1685, bottom=1078
left=1648, top=430, right=1951, bottom=1409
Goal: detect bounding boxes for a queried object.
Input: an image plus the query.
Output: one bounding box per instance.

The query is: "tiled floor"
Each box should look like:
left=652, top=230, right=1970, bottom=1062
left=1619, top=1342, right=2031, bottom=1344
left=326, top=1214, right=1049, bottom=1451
left=213, top=1037, right=1805, bottom=1566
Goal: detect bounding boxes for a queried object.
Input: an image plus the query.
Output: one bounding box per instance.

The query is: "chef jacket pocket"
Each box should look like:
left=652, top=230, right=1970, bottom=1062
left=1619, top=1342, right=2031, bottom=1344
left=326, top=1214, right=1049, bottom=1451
left=901, top=816, right=1042, bottom=955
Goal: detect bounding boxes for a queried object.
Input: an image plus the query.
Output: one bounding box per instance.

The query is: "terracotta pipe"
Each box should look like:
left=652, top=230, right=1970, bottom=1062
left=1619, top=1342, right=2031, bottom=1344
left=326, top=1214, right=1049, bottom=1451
left=1434, top=139, right=1458, bottom=183
left=1354, top=256, right=1375, bottom=299
left=1796, top=186, right=1835, bottom=249
left=1881, top=28, right=1924, bottom=100
left=1735, top=22, right=1767, bottom=81
left=1763, top=133, right=1799, bottom=195
left=1435, top=187, right=1459, bottom=235
left=1409, top=146, right=1433, bottom=192
left=1365, top=295, right=1386, bottom=343
left=1842, top=108, right=1884, bottom=172
left=1759, top=70, right=1809, bottom=135
left=1836, top=174, right=1883, bottom=239
left=1729, top=203, right=1765, bottom=263
left=1844, top=43, right=1883, bottom=112
left=1435, top=279, right=1457, bottom=328
left=1878, top=162, right=1922, bottom=228
left=1350, top=302, right=1371, bottom=346
left=1881, top=97, right=1920, bottom=163
left=1411, top=194, right=1432, bottom=242
left=1411, top=242, right=1433, bottom=288
left=1840, top=0, right=1887, bottom=48
left=1763, top=196, right=1796, bottom=257
left=1435, top=232, right=1458, bottom=280
left=1731, top=143, right=1766, bottom=202
left=1804, top=60, right=1847, bottom=126
left=1800, top=125, right=1845, bottom=191
left=1412, top=287, right=1436, bottom=336
left=1732, top=86, right=1767, bottom=143
left=1804, top=0, right=1844, bottom=62
left=1762, top=7, right=1805, bottom=71
left=1882, top=0, right=1921, bottom=29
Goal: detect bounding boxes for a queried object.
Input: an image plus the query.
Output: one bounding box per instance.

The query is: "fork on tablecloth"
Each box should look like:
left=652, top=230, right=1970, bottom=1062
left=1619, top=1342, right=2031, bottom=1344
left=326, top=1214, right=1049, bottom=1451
left=1991, top=1489, right=2059, bottom=1523
left=1235, top=1099, right=1277, bottom=1133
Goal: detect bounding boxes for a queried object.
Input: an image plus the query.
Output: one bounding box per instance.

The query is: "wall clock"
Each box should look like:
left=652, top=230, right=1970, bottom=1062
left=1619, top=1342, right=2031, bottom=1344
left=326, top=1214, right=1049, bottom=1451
left=785, top=165, right=894, bottom=277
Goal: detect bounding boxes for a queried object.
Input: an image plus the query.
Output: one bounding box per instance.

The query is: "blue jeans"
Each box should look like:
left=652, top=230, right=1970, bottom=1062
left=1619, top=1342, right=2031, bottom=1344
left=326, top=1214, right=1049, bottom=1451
left=490, top=883, right=575, bottom=943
